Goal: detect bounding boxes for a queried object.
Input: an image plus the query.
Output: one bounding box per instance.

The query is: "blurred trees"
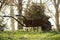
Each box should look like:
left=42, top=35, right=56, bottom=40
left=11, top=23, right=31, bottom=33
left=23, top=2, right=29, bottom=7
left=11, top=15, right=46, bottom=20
left=50, top=0, right=60, bottom=31
left=53, top=0, right=60, bottom=31
left=9, top=0, right=15, bottom=31
left=0, top=0, right=60, bottom=32
left=44, top=0, right=60, bottom=31
left=0, top=0, right=7, bottom=11
left=0, top=16, right=5, bottom=31
left=0, top=0, right=8, bottom=31
left=10, top=6, right=15, bottom=31
left=17, top=0, right=23, bottom=29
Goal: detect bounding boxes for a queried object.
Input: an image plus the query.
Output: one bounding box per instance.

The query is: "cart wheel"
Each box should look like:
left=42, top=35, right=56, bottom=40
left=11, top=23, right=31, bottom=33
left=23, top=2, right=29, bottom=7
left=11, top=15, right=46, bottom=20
left=47, top=21, right=51, bottom=31
left=41, top=21, right=52, bottom=31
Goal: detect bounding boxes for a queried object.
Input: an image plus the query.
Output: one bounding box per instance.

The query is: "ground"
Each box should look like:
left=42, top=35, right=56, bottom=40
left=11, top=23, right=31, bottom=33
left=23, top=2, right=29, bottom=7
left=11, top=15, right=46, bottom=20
left=0, top=30, right=60, bottom=40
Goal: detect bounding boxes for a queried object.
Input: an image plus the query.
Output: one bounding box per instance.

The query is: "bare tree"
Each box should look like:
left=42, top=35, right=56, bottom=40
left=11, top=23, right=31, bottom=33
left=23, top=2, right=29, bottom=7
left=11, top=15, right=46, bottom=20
left=0, top=0, right=7, bottom=11
left=54, top=0, right=60, bottom=31
left=17, top=0, right=23, bottom=29
left=48, top=0, right=60, bottom=31
left=10, top=0, right=15, bottom=31
left=40, top=0, right=42, bottom=3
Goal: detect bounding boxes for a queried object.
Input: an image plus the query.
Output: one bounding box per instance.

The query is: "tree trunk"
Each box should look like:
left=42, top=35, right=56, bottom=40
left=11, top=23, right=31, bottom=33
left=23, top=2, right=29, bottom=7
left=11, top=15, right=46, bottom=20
left=10, top=0, right=15, bottom=31
left=17, top=0, right=23, bottom=29
left=40, top=0, right=42, bottom=3
left=54, top=0, right=60, bottom=31
left=10, top=6, right=15, bottom=31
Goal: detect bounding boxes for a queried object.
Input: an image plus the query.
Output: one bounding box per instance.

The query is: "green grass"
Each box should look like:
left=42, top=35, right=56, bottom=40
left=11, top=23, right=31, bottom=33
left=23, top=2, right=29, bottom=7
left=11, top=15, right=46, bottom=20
left=0, top=30, right=60, bottom=40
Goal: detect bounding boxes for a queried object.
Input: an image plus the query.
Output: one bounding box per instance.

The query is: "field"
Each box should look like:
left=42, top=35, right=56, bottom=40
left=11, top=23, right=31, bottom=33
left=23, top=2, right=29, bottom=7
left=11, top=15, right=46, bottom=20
left=0, top=30, right=60, bottom=40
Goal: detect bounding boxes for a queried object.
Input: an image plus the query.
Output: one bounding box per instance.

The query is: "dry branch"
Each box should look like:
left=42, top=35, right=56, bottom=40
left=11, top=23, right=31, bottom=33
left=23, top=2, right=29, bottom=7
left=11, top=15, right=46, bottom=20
left=24, top=3, right=49, bottom=20
left=3, top=16, right=24, bottom=26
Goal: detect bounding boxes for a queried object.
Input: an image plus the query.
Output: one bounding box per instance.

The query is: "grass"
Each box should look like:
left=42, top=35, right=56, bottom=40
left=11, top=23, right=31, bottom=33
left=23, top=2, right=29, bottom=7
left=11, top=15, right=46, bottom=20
left=0, top=30, right=60, bottom=40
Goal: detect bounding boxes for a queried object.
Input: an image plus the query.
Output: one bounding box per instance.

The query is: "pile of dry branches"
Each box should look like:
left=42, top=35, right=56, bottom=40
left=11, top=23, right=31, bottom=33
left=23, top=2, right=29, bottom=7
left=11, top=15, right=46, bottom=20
left=25, top=3, right=49, bottom=20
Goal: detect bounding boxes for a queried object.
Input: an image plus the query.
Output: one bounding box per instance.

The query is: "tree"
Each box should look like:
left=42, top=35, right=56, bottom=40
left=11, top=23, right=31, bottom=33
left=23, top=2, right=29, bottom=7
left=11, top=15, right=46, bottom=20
left=0, top=0, right=7, bottom=11
left=10, top=0, right=15, bottom=31
left=0, top=15, right=5, bottom=31
left=54, top=0, right=60, bottom=31
left=17, top=0, right=23, bottom=29
left=50, top=0, right=60, bottom=31
left=46, top=0, right=60, bottom=31
left=0, top=0, right=8, bottom=31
